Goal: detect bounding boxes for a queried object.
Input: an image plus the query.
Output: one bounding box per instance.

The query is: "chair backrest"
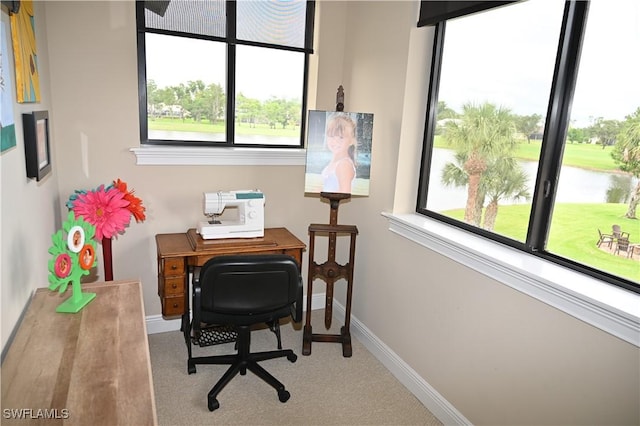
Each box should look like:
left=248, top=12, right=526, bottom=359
left=194, top=254, right=302, bottom=326
left=617, top=238, right=630, bottom=251
left=612, top=224, right=622, bottom=237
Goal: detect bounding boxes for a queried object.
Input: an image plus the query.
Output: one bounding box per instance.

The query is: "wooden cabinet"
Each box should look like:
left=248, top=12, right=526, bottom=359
left=157, top=257, right=186, bottom=316
left=155, top=228, right=306, bottom=317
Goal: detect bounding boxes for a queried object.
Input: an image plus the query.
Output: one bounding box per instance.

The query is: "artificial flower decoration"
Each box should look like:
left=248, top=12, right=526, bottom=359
left=48, top=211, right=98, bottom=313
left=71, top=184, right=132, bottom=240
left=113, top=178, right=146, bottom=223
left=68, top=179, right=146, bottom=281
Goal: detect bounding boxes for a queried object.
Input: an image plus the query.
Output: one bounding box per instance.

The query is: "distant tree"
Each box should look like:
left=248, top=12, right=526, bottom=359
left=612, top=108, right=640, bottom=218
left=236, top=93, right=261, bottom=127
left=567, top=127, right=588, bottom=144
left=146, top=80, right=160, bottom=116
left=156, top=87, right=178, bottom=108
left=263, top=98, right=285, bottom=129
left=437, top=101, right=457, bottom=119
left=263, top=97, right=300, bottom=129
left=202, top=83, right=225, bottom=123
left=179, top=80, right=205, bottom=120
left=589, top=117, right=622, bottom=149
left=515, top=114, right=542, bottom=143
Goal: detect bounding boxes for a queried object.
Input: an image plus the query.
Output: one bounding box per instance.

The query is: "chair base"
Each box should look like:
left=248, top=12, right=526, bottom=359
left=188, top=325, right=297, bottom=411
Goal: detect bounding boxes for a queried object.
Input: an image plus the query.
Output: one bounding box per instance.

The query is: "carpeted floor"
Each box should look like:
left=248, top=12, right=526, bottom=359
left=148, top=310, right=442, bottom=425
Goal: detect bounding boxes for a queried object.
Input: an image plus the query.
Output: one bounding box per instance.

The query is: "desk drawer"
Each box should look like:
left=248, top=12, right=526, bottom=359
left=162, top=295, right=184, bottom=317
left=162, top=276, right=184, bottom=296
left=163, top=258, right=185, bottom=276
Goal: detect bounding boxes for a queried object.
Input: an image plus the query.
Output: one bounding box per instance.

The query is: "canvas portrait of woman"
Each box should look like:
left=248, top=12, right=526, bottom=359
left=305, top=110, right=374, bottom=196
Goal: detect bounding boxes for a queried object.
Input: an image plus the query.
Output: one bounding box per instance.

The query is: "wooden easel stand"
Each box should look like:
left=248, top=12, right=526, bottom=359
left=302, top=192, right=358, bottom=357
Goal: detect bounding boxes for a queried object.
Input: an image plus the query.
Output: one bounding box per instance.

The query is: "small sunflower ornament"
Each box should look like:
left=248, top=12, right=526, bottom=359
left=48, top=211, right=98, bottom=313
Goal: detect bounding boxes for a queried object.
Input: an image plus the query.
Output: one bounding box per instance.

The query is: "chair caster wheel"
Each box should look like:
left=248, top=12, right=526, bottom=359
left=278, top=389, right=290, bottom=403
left=187, top=363, right=196, bottom=374
left=287, top=353, right=297, bottom=363
left=208, top=396, right=220, bottom=411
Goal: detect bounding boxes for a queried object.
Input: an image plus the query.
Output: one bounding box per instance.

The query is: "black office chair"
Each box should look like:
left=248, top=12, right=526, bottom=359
left=187, top=254, right=303, bottom=412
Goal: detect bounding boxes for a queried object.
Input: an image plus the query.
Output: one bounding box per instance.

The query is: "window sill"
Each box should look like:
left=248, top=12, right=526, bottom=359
left=130, top=146, right=307, bottom=166
left=382, top=212, right=640, bottom=347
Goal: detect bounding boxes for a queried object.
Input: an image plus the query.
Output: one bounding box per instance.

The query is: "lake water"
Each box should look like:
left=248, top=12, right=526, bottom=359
left=426, top=148, right=638, bottom=211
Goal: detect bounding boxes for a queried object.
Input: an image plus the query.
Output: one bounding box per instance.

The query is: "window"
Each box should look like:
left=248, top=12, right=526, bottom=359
left=418, top=0, right=640, bottom=293
left=136, top=0, right=315, bottom=148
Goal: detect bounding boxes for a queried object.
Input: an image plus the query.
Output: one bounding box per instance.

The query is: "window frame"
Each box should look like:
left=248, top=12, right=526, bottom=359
left=135, top=0, right=315, bottom=149
left=416, top=0, right=639, bottom=294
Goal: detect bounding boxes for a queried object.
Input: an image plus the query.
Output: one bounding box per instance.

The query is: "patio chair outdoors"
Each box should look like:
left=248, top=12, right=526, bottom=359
left=597, top=229, right=615, bottom=248
left=612, top=224, right=630, bottom=241
left=614, top=237, right=632, bottom=257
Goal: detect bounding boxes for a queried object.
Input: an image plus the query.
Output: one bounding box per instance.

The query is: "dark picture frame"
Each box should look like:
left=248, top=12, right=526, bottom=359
left=23, top=110, right=51, bottom=181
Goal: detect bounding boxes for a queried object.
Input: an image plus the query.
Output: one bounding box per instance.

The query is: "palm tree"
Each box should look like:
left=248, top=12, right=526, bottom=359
left=481, top=157, right=530, bottom=231
left=443, top=102, right=517, bottom=225
left=612, top=107, right=640, bottom=219
left=441, top=151, right=486, bottom=226
left=441, top=152, right=530, bottom=230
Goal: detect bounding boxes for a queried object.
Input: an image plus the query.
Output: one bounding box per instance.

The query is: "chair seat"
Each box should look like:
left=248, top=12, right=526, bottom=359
left=199, top=304, right=293, bottom=326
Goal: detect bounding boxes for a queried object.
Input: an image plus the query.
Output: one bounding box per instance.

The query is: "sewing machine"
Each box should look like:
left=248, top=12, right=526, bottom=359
left=196, top=190, right=265, bottom=239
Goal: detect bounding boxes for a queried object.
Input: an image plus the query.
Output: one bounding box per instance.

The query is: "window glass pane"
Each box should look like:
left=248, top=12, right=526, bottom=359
left=144, top=0, right=225, bottom=38
left=235, top=45, right=304, bottom=146
left=145, top=33, right=226, bottom=142
left=424, top=1, right=563, bottom=242
left=548, top=0, right=640, bottom=283
left=237, top=0, right=307, bottom=48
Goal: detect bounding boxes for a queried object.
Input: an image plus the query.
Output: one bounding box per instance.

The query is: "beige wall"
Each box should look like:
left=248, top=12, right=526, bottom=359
left=1, top=1, right=638, bottom=424
left=1, top=2, right=61, bottom=352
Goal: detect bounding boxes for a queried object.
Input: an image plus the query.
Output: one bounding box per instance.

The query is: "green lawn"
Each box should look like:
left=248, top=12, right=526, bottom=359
left=434, top=135, right=620, bottom=172
left=442, top=203, right=640, bottom=283
left=148, top=117, right=299, bottom=137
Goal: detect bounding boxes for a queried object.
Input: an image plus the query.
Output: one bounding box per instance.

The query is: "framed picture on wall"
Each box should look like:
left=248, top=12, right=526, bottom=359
left=23, top=110, right=51, bottom=181
left=1, top=21, right=17, bottom=153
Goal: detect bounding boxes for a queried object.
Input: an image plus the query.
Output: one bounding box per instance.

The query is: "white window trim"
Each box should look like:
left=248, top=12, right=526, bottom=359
left=130, top=146, right=307, bottom=166
left=382, top=212, right=640, bottom=348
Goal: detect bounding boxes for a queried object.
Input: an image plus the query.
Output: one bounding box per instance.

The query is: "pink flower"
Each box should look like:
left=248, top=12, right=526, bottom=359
left=71, top=185, right=132, bottom=240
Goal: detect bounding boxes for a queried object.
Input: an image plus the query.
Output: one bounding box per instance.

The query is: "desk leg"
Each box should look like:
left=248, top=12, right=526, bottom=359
left=182, top=267, right=192, bottom=358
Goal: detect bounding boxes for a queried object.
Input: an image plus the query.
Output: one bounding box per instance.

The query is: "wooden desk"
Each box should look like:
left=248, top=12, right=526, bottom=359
left=1, top=280, right=157, bottom=425
left=155, top=227, right=306, bottom=318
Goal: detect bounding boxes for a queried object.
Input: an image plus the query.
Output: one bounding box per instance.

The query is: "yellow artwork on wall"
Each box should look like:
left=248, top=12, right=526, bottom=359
left=10, top=0, right=41, bottom=103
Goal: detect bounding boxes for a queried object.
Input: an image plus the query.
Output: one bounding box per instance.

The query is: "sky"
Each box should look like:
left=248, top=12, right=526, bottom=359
left=146, top=0, right=639, bottom=125
left=439, top=0, right=640, bottom=128
left=145, top=33, right=304, bottom=102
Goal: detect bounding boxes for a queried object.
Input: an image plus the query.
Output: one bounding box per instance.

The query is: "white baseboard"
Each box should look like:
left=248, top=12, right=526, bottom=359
left=145, top=294, right=470, bottom=426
